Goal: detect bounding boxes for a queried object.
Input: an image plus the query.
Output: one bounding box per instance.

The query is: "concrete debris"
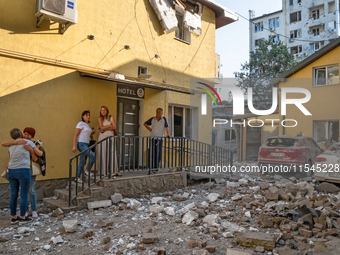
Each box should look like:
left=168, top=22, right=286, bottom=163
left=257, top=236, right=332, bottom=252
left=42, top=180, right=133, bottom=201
left=151, top=197, right=164, bottom=204
left=129, top=199, right=141, bottom=209
left=235, top=231, right=276, bottom=250
left=51, top=235, right=64, bottom=244
left=222, top=221, right=246, bottom=234
left=149, top=204, right=164, bottom=213
left=111, top=193, right=123, bottom=203
left=51, top=208, right=64, bottom=217
left=164, top=207, right=175, bottom=216
left=182, top=211, right=199, bottom=225
left=181, top=202, right=196, bottom=213
left=3, top=164, right=340, bottom=255
left=87, top=200, right=112, bottom=210
left=207, top=193, right=220, bottom=203
left=227, top=182, right=240, bottom=188
left=43, top=245, right=51, bottom=250
left=142, top=233, right=159, bottom=244
left=63, top=220, right=78, bottom=233
left=203, top=214, right=219, bottom=226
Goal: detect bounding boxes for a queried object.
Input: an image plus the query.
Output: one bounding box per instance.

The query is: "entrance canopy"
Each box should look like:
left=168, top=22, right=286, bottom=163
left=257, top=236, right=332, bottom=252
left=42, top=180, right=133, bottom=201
left=79, top=71, right=191, bottom=94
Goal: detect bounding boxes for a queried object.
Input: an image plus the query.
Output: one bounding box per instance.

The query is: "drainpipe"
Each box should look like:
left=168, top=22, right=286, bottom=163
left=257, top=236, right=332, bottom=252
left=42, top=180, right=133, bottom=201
left=249, top=10, right=253, bottom=55
left=284, top=0, right=287, bottom=46
left=336, top=0, right=340, bottom=37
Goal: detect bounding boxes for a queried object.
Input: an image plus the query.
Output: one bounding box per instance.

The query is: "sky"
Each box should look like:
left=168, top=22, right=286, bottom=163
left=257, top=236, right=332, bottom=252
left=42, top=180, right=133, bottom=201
left=215, top=0, right=283, bottom=78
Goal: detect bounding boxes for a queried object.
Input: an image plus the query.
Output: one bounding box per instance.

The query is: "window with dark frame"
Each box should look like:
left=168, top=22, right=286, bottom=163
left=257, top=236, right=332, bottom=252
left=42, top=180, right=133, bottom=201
left=168, top=105, right=193, bottom=138
left=290, top=29, right=302, bottom=39
left=314, top=121, right=340, bottom=144
left=225, top=129, right=236, bottom=141
left=290, top=45, right=302, bottom=54
left=290, top=11, right=301, bottom=23
left=255, top=22, right=263, bottom=33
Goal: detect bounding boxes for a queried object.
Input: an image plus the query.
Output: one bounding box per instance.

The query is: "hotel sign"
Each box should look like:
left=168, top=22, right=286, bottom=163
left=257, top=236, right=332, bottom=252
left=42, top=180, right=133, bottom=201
left=117, top=84, right=144, bottom=99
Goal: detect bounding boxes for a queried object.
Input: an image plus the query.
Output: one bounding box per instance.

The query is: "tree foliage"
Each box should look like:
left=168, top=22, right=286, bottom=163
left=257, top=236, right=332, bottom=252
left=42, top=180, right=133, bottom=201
left=234, top=39, right=297, bottom=108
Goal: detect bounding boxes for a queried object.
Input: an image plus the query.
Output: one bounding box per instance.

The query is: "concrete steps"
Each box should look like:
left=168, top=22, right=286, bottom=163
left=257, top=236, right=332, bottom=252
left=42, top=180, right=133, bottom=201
left=44, top=170, right=187, bottom=212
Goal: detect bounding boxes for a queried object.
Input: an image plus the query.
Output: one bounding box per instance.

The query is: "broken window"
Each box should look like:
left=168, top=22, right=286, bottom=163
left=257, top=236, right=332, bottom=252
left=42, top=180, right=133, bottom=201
left=329, top=1, right=336, bottom=13
left=314, top=64, right=339, bottom=86
left=225, top=129, right=236, bottom=141
left=290, top=11, right=301, bottom=23
left=175, top=10, right=191, bottom=43
left=290, top=45, right=302, bottom=54
left=148, top=0, right=178, bottom=34
left=255, top=38, right=264, bottom=47
left=290, top=29, right=302, bottom=38
left=255, top=22, right=263, bottom=33
left=311, top=27, right=320, bottom=36
left=328, top=21, right=336, bottom=31
left=269, top=17, right=279, bottom=29
left=314, top=121, right=339, bottom=145
left=269, top=35, right=280, bottom=43
left=310, top=41, right=324, bottom=52
left=266, top=138, right=297, bottom=147
left=311, top=9, right=320, bottom=19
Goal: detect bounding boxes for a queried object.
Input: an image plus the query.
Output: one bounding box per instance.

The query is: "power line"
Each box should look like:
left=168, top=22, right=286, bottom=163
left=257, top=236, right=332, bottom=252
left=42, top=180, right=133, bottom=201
left=1, top=38, right=88, bottom=94
left=95, top=40, right=114, bottom=70
left=236, top=12, right=338, bottom=44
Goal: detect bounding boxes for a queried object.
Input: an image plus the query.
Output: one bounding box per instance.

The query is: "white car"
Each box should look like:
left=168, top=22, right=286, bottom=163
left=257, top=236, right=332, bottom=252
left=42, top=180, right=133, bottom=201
left=314, top=142, right=340, bottom=183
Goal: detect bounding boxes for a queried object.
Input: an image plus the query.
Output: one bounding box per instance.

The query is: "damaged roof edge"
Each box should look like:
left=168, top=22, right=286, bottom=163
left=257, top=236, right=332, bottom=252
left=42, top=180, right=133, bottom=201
left=277, top=37, right=340, bottom=82
left=194, top=0, right=238, bottom=28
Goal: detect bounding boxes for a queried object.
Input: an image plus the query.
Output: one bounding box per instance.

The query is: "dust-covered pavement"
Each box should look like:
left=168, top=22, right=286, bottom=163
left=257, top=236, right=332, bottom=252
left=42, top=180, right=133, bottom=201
left=1, top=165, right=340, bottom=255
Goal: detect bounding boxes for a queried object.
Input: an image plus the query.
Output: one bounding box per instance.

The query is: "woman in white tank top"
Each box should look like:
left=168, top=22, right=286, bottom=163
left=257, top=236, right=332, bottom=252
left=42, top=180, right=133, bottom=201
left=97, top=106, right=120, bottom=176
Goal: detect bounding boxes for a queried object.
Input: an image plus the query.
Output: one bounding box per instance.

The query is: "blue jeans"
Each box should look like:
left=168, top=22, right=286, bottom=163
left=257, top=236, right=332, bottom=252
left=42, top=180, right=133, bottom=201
left=28, top=175, right=37, bottom=211
left=7, top=168, right=31, bottom=217
left=77, top=142, right=95, bottom=178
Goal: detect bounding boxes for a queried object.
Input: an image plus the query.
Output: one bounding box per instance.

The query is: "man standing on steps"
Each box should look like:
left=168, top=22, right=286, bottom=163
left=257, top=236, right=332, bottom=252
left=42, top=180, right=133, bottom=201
left=144, top=108, right=171, bottom=171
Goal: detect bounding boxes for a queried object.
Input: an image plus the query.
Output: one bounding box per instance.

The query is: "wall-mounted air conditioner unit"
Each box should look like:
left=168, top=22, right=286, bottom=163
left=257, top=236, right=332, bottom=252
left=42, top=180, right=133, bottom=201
left=289, top=38, right=294, bottom=43
left=35, top=0, right=78, bottom=33
left=269, top=27, right=275, bottom=31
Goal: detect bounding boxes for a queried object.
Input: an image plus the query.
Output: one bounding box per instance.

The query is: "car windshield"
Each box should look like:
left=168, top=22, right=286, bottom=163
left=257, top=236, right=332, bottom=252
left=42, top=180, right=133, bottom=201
left=327, top=144, right=340, bottom=152
left=265, top=138, right=298, bottom=147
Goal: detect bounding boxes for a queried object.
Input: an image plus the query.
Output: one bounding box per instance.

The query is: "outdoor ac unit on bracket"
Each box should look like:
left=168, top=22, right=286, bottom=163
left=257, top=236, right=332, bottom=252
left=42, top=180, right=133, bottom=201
left=35, top=0, right=78, bottom=34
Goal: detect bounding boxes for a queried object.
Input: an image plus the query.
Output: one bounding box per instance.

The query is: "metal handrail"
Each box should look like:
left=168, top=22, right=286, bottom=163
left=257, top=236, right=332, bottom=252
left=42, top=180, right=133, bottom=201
left=68, top=136, right=233, bottom=206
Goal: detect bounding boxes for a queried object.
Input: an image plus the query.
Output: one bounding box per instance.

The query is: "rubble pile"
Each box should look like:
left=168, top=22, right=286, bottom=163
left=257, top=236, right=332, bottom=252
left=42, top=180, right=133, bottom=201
left=1, top=173, right=340, bottom=254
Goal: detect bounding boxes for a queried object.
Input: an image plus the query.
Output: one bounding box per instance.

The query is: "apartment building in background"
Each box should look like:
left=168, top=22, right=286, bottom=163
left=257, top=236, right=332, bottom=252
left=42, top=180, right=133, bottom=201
left=249, top=0, right=340, bottom=61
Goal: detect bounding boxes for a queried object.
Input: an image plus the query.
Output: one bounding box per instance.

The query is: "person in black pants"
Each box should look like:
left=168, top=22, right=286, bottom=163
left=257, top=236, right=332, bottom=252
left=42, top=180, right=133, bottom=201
left=144, top=108, right=171, bottom=170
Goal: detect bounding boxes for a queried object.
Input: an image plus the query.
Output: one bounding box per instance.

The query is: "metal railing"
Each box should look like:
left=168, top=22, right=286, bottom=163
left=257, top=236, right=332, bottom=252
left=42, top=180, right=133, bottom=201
left=68, top=136, right=232, bottom=206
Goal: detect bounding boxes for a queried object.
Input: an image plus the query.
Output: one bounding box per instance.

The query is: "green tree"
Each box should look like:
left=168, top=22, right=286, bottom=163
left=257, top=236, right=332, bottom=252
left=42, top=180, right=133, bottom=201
left=234, top=38, right=297, bottom=109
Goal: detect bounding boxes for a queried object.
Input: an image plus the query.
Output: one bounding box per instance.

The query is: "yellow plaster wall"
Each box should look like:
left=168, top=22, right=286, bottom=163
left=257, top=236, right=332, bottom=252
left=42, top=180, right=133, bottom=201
left=0, top=1, right=216, bottom=97
left=278, top=46, right=340, bottom=137
left=0, top=1, right=218, bottom=182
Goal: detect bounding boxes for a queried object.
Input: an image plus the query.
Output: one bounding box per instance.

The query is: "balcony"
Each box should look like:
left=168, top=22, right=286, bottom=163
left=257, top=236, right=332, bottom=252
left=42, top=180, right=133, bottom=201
left=215, top=53, right=221, bottom=79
